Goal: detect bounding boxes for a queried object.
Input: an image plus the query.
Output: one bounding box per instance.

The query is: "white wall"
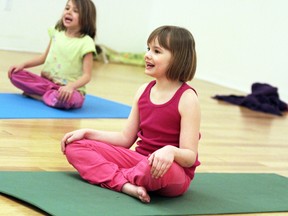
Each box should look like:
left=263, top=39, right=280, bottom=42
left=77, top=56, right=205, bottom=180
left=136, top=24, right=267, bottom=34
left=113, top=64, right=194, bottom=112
left=1, top=0, right=287, bottom=101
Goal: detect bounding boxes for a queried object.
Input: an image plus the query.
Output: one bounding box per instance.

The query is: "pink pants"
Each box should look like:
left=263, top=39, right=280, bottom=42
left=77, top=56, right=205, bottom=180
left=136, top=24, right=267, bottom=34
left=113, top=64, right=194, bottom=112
left=9, top=70, right=84, bottom=109
left=65, top=139, right=192, bottom=197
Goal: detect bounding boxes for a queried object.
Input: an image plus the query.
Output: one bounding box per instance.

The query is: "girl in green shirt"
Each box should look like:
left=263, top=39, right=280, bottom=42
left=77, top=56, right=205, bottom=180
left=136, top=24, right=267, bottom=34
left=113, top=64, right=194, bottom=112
left=8, top=0, right=97, bottom=109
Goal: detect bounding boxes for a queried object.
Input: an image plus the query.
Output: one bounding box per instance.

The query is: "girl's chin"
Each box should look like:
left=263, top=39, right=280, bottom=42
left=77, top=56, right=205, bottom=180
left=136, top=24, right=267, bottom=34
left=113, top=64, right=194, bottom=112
left=144, top=70, right=151, bottom=75
left=63, top=23, right=69, bottom=28
left=145, top=67, right=154, bottom=73
left=63, top=21, right=72, bottom=26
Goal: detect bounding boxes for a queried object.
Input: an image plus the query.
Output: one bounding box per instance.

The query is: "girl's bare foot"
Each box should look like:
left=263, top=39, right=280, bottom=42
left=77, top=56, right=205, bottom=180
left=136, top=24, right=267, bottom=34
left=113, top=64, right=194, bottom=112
left=122, top=183, right=150, bottom=203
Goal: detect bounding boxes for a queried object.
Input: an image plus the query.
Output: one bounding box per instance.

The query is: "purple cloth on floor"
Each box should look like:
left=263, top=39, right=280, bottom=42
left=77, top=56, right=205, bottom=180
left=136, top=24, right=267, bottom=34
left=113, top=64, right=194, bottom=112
left=213, top=83, right=288, bottom=116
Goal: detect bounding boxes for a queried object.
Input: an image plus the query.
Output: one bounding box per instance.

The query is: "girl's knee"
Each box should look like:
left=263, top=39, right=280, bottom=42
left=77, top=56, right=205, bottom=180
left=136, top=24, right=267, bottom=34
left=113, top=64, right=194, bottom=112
left=42, top=90, right=59, bottom=107
left=43, top=90, right=84, bottom=109
left=64, top=143, right=82, bottom=162
left=157, top=175, right=191, bottom=197
left=64, top=144, right=74, bottom=158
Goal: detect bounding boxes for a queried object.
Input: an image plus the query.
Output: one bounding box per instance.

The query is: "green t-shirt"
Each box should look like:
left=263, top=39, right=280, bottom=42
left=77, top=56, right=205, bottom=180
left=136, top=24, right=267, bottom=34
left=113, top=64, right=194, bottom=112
left=42, top=27, right=96, bottom=94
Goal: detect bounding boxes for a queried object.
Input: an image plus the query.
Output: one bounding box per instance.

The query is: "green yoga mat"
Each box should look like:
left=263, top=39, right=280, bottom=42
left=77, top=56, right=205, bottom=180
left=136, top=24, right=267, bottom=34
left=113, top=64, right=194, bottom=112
left=0, top=172, right=288, bottom=216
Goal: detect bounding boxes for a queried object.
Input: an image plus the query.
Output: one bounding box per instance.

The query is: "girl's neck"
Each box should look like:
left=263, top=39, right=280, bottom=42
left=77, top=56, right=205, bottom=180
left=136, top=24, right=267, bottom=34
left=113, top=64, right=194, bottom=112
left=65, top=28, right=81, bottom=38
left=150, top=79, right=183, bottom=105
left=154, top=79, right=182, bottom=91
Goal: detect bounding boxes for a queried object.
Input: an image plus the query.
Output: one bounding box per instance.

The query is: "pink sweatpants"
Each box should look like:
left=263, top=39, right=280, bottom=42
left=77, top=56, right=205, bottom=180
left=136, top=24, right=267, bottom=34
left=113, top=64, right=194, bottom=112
left=65, top=139, right=192, bottom=197
left=9, top=70, right=84, bottom=109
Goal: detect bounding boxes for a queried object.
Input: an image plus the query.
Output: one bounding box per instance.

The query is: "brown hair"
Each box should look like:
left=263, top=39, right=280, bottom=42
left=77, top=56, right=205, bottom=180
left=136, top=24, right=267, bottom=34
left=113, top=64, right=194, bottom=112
left=55, top=0, right=97, bottom=39
left=147, top=25, right=197, bottom=82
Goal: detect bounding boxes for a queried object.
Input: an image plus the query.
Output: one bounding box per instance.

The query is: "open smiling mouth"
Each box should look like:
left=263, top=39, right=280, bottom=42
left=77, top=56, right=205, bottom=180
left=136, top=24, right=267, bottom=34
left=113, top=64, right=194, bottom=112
left=64, top=17, right=73, bottom=23
left=146, top=62, right=155, bottom=69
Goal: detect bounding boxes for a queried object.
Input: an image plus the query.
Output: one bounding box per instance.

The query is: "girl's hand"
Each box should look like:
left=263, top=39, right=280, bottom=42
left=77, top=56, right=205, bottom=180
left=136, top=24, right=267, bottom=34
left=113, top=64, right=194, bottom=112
left=147, top=146, right=175, bottom=179
left=8, top=64, right=24, bottom=78
left=61, top=129, right=86, bottom=153
left=58, top=85, right=74, bottom=102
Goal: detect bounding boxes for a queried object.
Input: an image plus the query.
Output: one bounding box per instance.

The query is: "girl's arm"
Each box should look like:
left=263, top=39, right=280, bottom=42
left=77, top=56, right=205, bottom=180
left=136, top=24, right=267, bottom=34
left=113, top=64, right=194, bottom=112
left=61, top=84, right=148, bottom=153
left=65, top=52, right=94, bottom=90
left=148, top=89, right=201, bottom=178
left=8, top=41, right=51, bottom=76
left=57, top=52, right=93, bottom=102
left=173, top=89, right=201, bottom=167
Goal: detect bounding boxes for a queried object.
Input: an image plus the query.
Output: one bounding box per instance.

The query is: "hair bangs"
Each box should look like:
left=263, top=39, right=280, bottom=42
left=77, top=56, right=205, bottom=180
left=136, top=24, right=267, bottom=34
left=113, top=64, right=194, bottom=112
left=147, top=27, right=171, bottom=50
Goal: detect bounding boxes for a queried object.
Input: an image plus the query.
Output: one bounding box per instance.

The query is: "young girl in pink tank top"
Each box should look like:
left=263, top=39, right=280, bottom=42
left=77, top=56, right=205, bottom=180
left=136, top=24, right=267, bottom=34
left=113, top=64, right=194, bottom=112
left=61, top=25, right=201, bottom=202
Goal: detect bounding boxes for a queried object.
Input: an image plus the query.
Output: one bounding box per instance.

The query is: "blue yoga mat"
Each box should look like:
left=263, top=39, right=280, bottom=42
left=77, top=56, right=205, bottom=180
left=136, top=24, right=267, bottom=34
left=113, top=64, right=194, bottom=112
left=0, top=93, right=131, bottom=119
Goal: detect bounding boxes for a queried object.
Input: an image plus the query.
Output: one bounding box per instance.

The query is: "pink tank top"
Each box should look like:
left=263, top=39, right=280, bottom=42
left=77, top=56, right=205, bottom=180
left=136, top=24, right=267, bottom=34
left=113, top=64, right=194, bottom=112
left=135, top=80, right=200, bottom=178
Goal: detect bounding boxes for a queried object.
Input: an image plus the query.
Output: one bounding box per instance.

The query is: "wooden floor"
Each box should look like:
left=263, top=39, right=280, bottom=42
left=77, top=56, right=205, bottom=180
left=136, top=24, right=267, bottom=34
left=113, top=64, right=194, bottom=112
left=0, top=50, right=287, bottom=216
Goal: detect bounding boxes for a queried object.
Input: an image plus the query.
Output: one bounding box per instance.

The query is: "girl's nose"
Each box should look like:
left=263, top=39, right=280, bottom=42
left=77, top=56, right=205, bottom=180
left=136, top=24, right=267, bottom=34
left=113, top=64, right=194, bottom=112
left=145, top=50, right=151, bottom=59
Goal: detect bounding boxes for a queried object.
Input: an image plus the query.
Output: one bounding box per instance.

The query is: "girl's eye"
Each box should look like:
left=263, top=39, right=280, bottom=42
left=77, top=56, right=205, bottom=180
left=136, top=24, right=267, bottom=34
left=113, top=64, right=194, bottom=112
left=146, top=47, right=161, bottom=54
left=73, top=7, right=79, bottom=13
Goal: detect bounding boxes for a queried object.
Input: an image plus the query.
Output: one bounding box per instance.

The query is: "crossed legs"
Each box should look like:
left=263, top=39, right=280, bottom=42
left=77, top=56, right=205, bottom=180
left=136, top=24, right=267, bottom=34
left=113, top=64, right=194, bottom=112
left=65, top=139, right=191, bottom=202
